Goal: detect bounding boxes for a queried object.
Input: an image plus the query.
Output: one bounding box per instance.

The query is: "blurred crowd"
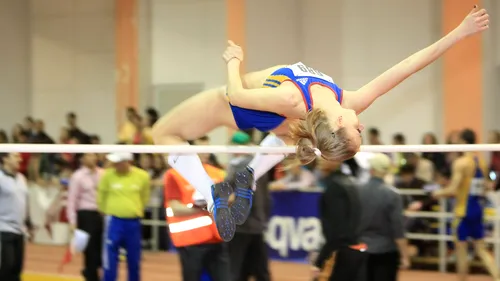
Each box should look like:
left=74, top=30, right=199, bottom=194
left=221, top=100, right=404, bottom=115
left=2, top=106, right=500, bottom=263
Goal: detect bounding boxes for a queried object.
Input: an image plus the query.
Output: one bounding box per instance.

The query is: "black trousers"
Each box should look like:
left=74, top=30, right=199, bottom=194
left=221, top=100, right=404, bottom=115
left=177, top=243, right=230, bottom=281
left=365, top=251, right=400, bottom=281
left=228, top=233, right=270, bottom=281
left=329, top=247, right=367, bottom=281
left=0, top=231, right=25, bottom=281
left=77, top=210, right=103, bottom=281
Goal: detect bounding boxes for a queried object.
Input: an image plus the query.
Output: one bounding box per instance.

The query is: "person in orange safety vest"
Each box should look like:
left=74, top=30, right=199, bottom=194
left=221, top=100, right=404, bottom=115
left=164, top=135, right=230, bottom=281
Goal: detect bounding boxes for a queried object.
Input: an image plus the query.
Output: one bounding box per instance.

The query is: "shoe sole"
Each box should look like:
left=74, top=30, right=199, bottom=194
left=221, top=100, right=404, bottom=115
left=230, top=166, right=254, bottom=225
left=212, top=181, right=236, bottom=242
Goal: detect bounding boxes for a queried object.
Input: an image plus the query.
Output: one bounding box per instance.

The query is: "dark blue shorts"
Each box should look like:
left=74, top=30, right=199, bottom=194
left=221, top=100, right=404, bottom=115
left=455, top=217, right=484, bottom=241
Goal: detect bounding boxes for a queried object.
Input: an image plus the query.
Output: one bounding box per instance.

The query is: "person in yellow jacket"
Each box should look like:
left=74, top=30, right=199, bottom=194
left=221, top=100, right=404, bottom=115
left=98, top=152, right=150, bottom=281
left=164, top=136, right=230, bottom=281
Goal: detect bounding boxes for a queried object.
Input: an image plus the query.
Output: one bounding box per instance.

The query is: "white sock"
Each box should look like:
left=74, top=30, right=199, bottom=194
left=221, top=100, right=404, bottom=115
left=167, top=153, right=214, bottom=209
left=248, top=134, right=287, bottom=184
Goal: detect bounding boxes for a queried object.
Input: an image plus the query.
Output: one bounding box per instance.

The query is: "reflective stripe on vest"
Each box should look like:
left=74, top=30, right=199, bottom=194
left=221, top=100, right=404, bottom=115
left=166, top=207, right=213, bottom=233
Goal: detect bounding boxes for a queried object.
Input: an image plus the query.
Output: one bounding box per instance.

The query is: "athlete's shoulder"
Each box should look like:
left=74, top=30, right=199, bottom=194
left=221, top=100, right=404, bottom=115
left=242, top=65, right=288, bottom=88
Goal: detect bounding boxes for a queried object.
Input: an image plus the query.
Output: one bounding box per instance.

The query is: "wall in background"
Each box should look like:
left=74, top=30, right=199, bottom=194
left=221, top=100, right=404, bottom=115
left=30, top=0, right=116, bottom=143
left=151, top=0, right=228, bottom=145
left=246, top=0, right=442, bottom=144
left=0, top=0, right=31, bottom=134
left=2, top=0, right=497, bottom=145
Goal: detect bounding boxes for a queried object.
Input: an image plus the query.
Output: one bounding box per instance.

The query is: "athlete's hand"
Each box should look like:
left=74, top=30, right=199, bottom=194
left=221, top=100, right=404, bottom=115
left=458, top=5, right=489, bottom=37
left=223, top=40, right=244, bottom=63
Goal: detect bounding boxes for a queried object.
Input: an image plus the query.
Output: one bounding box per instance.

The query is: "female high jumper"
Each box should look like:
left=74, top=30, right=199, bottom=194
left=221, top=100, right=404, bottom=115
left=152, top=6, right=489, bottom=242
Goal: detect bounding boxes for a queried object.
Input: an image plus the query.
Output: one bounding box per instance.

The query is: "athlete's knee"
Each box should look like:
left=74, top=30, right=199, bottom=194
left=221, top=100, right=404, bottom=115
left=151, top=117, right=180, bottom=144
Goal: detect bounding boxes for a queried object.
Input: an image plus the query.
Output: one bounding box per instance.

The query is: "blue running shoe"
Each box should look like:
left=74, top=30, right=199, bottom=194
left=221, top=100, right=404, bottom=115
left=230, top=166, right=255, bottom=225
left=211, top=181, right=236, bottom=242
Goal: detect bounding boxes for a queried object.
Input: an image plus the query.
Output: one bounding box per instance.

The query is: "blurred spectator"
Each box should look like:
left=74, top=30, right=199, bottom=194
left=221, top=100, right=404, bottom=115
left=421, top=132, right=447, bottom=172
left=11, top=124, right=24, bottom=143
left=368, top=127, right=383, bottom=145
left=446, top=130, right=461, bottom=144
left=17, top=131, right=31, bottom=177
left=226, top=131, right=272, bottom=281
left=396, top=164, right=427, bottom=190
left=445, top=130, right=462, bottom=166
left=90, top=135, right=100, bottom=144
left=66, top=153, right=103, bottom=281
left=153, top=154, right=168, bottom=174
left=66, top=112, right=90, bottom=144
left=0, top=130, right=8, bottom=143
left=358, top=153, right=410, bottom=280
left=131, top=115, right=153, bottom=145
left=269, top=159, right=316, bottom=190
left=145, top=107, right=159, bottom=127
left=404, top=153, right=434, bottom=183
left=313, top=158, right=365, bottom=281
left=488, top=130, right=500, bottom=174
left=23, top=116, right=35, bottom=136
left=0, top=152, right=32, bottom=281
left=99, top=152, right=150, bottom=281
left=118, top=107, right=138, bottom=143
left=31, top=119, right=54, bottom=144
left=391, top=133, right=406, bottom=173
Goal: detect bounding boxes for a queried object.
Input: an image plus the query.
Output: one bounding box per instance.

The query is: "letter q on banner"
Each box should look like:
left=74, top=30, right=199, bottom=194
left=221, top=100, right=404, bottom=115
left=265, top=216, right=323, bottom=259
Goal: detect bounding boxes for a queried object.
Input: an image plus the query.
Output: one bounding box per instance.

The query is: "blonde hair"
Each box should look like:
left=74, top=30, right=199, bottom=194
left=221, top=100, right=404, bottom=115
left=289, top=108, right=357, bottom=165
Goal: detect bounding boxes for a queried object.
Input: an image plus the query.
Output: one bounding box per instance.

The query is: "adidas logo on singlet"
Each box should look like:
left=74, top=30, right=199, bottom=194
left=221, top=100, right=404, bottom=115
left=296, top=78, right=308, bottom=85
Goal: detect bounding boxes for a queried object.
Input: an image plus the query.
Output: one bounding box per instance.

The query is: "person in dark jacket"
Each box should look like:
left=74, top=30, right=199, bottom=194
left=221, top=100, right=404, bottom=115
left=226, top=131, right=272, bottom=281
left=312, top=159, right=366, bottom=281
left=357, top=153, right=409, bottom=281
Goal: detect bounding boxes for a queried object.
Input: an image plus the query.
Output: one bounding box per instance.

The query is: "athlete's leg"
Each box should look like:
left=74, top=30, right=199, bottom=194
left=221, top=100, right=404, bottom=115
left=230, top=133, right=288, bottom=225
left=471, top=219, right=500, bottom=280
left=473, top=240, right=499, bottom=280
left=455, top=219, right=470, bottom=281
left=455, top=241, right=469, bottom=281
left=152, top=87, right=238, bottom=241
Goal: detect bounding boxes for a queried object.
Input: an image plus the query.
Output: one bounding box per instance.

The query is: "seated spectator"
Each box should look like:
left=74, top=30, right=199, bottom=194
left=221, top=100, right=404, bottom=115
left=23, top=116, right=35, bottom=136
left=118, top=107, right=138, bottom=143
left=31, top=119, right=54, bottom=144
left=131, top=115, right=153, bottom=144
left=391, top=133, right=406, bottom=174
left=152, top=154, right=168, bottom=174
left=0, top=130, right=8, bottom=143
left=404, top=153, right=435, bottom=182
left=367, top=127, right=383, bottom=145
left=16, top=131, right=31, bottom=177
left=488, top=130, right=500, bottom=174
left=145, top=107, right=159, bottom=127
left=269, top=159, right=316, bottom=190
left=90, top=135, right=101, bottom=144
left=421, top=132, right=447, bottom=172
left=11, top=124, right=24, bottom=143
left=66, top=112, right=90, bottom=144
left=445, top=130, right=462, bottom=167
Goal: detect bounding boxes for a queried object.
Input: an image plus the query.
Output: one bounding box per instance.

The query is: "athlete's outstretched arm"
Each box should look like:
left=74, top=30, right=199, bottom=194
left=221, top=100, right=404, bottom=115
left=343, top=6, right=489, bottom=114
left=223, top=41, right=301, bottom=114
